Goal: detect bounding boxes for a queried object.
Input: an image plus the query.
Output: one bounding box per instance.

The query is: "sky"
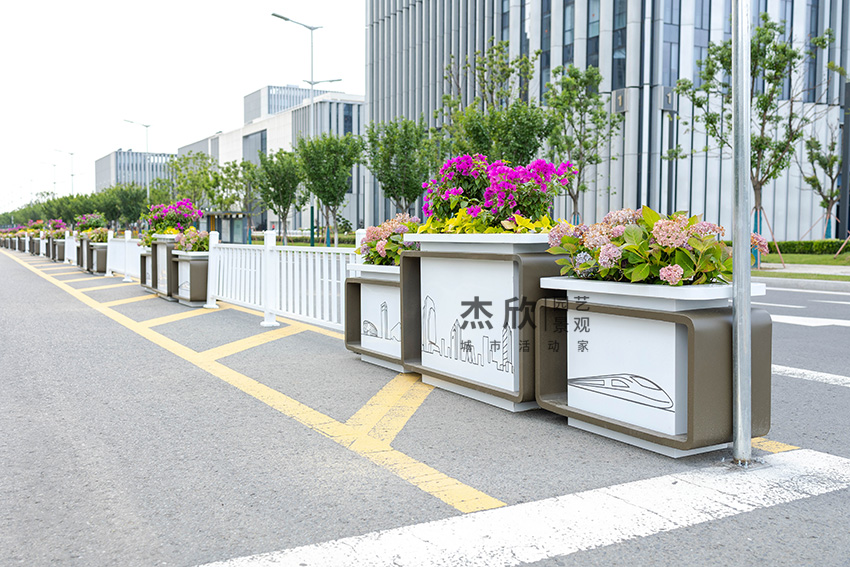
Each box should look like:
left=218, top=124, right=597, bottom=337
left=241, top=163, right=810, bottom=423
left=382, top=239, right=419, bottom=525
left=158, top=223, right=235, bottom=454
left=0, top=0, right=366, bottom=214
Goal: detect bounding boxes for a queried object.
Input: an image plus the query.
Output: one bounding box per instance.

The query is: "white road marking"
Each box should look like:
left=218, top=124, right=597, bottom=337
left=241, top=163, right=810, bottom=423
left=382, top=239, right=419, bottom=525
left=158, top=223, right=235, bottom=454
left=198, top=449, right=850, bottom=567
left=811, top=299, right=850, bottom=306
left=770, top=314, right=850, bottom=327
left=772, top=365, right=850, bottom=388
left=767, top=287, right=850, bottom=297
left=752, top=301, right=805, bottom=309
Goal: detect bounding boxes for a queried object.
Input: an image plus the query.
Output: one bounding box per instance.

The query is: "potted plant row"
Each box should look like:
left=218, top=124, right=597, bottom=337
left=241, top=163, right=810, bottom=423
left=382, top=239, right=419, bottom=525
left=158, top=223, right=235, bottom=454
left=171, top=227, right=211, bottom=307
left=74, top=213, right=108, bottom=273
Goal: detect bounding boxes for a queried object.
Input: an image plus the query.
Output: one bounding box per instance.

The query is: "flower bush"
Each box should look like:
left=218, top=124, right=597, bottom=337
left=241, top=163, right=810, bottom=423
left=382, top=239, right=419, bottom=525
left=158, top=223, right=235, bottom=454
left=84, top=227, right=109, bottom=243
left=144, top=200, right=203, bottom=235
left=174, top=227, right=210, bottom=252
left=548, top=207, right=735, bottom=285
left=357, top=213, right=420, bottom=266
left=75, top=213, right=107, bottom=231
left=419, top=154, right=575, bottom=234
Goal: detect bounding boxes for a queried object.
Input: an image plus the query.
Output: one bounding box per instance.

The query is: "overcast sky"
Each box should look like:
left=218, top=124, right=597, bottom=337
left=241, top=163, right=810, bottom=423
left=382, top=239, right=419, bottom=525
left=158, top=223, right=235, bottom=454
left=0, top=0, right=366, bottom=214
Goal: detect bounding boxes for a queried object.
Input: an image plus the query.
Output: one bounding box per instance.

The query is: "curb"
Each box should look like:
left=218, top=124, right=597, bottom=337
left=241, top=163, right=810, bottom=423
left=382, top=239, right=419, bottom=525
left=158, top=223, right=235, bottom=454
left=753, top=276, right=850, bottom=292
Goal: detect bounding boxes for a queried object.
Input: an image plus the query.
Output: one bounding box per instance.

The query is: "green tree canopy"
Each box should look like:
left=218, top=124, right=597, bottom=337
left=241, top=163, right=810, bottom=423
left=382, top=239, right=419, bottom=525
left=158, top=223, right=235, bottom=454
left=800, top=127, right=842, bottom=238
left=257, top=149, right=303, bottom=242
left=168, top=151, right=220, bottom=208
left=545, top=64, right=623, bottom=222
left=218, top=160, right=260, bottom=239
left=295, top=133, right=363, bottom=246
left=365, top=117, right=439, bottom=213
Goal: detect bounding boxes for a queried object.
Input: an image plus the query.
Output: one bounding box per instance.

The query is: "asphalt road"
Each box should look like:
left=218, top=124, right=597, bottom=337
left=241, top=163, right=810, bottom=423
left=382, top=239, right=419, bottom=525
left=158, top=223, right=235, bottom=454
left=1, top=249, right=849, bottom=567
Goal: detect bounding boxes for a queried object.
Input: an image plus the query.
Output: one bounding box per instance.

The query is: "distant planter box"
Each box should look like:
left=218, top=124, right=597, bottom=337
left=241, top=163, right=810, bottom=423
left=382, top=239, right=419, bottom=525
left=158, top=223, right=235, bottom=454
left=139, top=247, right=155, bottom=292
left=171, top=250, right=209, bottom=307
left=535, top=277, right=772, bottom=458
left=345, top=263, right=403, bottom=372
left=90, top=242, right=108, bottom=275
left=152, top=234, right=178, bottom=301
left=400, top=233, right=562, bottom=412
left=53, top=240, right=65, bottom=263
left=32, top=238, right=41, bottom=256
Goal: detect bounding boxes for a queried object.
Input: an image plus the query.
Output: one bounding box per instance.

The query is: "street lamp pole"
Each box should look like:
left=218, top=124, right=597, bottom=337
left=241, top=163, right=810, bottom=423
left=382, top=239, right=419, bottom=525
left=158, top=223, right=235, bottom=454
left=125, top=119, right=151, bottom=203
left=271, top=13, right=326, bottom=246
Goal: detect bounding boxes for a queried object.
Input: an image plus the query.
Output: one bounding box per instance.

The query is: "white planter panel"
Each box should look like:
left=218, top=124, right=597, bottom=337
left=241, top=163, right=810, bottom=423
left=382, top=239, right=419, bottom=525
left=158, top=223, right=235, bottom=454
left=156, top=244, right=169, bottom=294
left=567, top=312, right=688, bottom=436
left=360, top=283, right=402, bottom=360
left=420, top=256, right=519, bottom=393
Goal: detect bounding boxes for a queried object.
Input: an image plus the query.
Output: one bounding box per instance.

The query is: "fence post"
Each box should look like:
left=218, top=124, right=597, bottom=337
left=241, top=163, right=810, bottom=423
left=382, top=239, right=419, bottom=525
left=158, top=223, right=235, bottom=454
left=204, top=231, right=220, bottom=309
left=260, top=230, right=280, bottom=327
left=105, top=230, right=115, bottom=276
left=122, top=230, right=132, bottom=282
left=64, top=231, right=71, bottom=263
left=40, top=231, right=45, bottom=256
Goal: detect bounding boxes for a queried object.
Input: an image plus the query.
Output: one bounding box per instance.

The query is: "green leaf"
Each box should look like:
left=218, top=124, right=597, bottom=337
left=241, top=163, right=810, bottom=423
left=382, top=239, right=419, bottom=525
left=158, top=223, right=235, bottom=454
left=641, top=206, right=662, bottom=228
left=630, top=263, right=651, bottom=282
left=623, top=224, right=643, bottom=247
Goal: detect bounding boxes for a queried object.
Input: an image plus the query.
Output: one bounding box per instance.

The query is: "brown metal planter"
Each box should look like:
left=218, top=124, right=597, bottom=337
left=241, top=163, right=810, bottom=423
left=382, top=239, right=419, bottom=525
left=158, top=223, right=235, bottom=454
left=151, top=235, right=178, bottom=301
left=170, top=251, right=209, bottom=307
left=534, top=278, right=772, bottom=457
left=345, top=264, right=404, bottom=372
left=140, top=247, right=155, bottom=293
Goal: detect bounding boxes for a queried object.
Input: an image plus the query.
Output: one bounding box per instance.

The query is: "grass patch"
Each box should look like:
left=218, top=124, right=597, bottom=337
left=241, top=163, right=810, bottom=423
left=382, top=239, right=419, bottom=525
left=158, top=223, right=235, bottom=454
left=752, top=271, right=850, bottom=282
left=761, top=252, right=850, bottom=266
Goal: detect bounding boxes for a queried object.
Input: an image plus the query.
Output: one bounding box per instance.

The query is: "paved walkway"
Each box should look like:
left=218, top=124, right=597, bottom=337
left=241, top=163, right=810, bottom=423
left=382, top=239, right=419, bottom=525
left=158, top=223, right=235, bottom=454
left=760, top=262, right=850, bottom=276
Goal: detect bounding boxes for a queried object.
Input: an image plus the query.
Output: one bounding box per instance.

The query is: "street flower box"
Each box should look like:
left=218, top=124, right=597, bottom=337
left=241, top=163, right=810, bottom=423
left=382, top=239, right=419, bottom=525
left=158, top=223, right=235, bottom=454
left=171, top=250, right=209, bottom=307
left=52, top=239, right=65, bottom=263
left=139, top=247, right=155, bottom=293
left=32, top=237, right=41, bottom=256
left=345, top=263, right=403, bottom=371
left=400, top=233, right=562, bottom=412
left=534, top=278, right=772, bottom=457
left=152, top=234, right=178, bottom=300
left=90, top=242, right=108, bottom=275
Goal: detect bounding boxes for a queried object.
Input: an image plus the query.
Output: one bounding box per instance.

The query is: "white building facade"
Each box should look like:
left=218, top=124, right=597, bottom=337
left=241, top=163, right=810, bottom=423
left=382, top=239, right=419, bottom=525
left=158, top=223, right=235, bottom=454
left=365, top=0, right=850, bottom=239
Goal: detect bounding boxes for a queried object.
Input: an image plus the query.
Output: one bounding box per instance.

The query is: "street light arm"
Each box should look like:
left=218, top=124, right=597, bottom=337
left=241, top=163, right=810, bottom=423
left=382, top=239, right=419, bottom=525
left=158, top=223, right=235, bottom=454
left=271, top=13, right=320, bottom=31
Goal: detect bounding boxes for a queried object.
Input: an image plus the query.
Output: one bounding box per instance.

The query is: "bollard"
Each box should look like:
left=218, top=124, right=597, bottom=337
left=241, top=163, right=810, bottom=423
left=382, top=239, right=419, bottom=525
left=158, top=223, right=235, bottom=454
left=203, top=231, right=220, bottom=309
left=260, top=230, right=280, bottom=327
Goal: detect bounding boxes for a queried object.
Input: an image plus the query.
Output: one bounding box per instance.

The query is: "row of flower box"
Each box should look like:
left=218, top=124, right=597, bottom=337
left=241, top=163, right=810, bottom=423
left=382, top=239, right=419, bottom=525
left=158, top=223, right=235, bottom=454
left=139, top=234, right=208, bottom=307
left=345, top=232, right=771, bottom=457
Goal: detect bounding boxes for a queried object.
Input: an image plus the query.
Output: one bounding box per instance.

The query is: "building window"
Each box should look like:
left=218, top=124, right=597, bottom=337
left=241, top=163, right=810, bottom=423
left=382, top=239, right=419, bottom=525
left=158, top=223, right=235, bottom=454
left=501, top=0, right=510, bottom=43
left=343, top=104, right=353, bottom=135
left=806, top=0, right=819, bottom=102
left=612, top=0, right=627, bottom=90
left=752, top=0, right=767, bottom=93
left=541, top=0, right=552, bottom=100
left=694, top=0, right=710, bottom=87
left=563, top=0, right=574, bottom=65
left=662, top=0, right=680, bottom=87
left=779, top=0, right=794, bottom=99
left=587, top=0, right=600, bottom=69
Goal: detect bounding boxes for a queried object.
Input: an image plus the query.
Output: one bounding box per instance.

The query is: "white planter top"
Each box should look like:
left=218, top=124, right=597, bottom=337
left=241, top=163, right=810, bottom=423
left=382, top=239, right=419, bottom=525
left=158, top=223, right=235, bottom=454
left=90, top=242, right=108, bottom=248
left=152, top=233, right=179, bottom=242
left=404, top=233, right=550, bottom=244
left=346, top=263, right=400, bottom=274
left=540, top=277, right=765, bottom=299
left=173, top=250, right=209, bottom=258
left=539, top=277, right=765, bottom=312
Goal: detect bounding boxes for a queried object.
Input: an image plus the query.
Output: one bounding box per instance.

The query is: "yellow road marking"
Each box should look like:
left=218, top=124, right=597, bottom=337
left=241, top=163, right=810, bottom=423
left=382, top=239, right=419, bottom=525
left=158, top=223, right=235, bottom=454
left=3, top=249, right=505, bottom=514
left=101, top=294, right=159, bottom=307
left=75, top=282, right=138, bottom=292
left=61, top=276, right=96, bottom=283
left=199, top=324, right=307, bottom=360
left=752, top=437, right=799, bottom=453
left=346, top=373, right=422, bottom=432
left=39, top=265, right=77, bottom=270
left=369, top=380, right=435, bottom=444
left=139, top=304, right=231, bottom=328
left=48, top=271, right=84, bottom=276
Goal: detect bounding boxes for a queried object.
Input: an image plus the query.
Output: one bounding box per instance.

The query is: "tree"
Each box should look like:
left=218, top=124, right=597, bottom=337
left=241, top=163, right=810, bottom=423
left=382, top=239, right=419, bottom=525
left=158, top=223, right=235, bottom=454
left=218, top=160, right=260, bottom=239
left=545, top=64, right=623, bottom=222
left=799, top=127, right=842, bottom=239
left=438, top=39, right=552, bottom=165
left=673, top=14, right=844, bottom=243
left=257, top=149, right=302, bottom=243
left=365, top=117, right=439, bottom=214
left=295, top=133, right=363, bottom=246
left=168, top=151, right=220, bottom=207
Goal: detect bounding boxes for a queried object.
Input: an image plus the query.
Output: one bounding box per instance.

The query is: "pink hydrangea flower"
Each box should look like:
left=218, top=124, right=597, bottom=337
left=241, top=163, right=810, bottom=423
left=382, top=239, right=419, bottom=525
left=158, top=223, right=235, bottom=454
left=651, top=215, right=690, bottom=247
left=751, top=232, right=769, bottom=256
left=659, top=264, right=684, bottom=285
left=598, top=243, right=623, bottom=268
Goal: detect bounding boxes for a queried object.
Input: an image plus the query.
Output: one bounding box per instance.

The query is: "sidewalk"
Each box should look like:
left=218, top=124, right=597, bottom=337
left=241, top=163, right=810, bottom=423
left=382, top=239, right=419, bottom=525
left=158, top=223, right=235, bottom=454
left=759, top=262, right=850, bottom=276
left=754, top=262, right=850, bottom=292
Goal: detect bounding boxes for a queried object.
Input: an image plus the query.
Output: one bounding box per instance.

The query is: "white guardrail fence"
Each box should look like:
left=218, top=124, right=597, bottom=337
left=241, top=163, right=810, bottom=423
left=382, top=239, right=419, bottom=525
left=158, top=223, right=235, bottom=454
left=205, top=230, right=360, bottom=330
